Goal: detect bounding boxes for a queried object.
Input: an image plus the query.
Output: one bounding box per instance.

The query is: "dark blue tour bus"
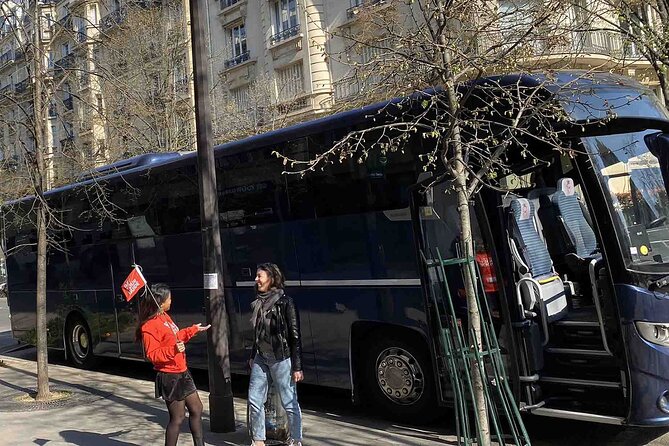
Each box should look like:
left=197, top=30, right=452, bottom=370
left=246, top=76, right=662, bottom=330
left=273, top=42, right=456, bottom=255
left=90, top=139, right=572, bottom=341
left=5, top=71, right=669, bottom=425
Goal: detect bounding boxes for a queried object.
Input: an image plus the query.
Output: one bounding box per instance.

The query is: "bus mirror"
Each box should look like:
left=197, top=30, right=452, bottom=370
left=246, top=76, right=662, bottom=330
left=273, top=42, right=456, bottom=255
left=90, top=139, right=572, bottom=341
left=646, top=132, right=669, bottom=199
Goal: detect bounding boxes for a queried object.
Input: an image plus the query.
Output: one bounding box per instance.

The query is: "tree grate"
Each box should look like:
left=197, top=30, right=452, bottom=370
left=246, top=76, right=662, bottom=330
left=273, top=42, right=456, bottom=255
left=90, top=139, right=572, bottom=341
left=0, top=385, right=110, bottom=412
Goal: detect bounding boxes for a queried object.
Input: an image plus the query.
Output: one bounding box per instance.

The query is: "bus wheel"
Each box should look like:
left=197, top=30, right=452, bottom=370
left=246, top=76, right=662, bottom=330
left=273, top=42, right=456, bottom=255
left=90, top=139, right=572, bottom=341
left=66, top=316, right=96, bottom=369
left=361, top=334, right=437, bottom=423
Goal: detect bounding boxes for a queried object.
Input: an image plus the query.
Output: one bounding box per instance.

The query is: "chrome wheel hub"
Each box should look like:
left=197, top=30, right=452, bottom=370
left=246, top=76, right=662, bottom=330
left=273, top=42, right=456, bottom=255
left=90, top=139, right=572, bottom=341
left=71, top=324, right=89, bottom=359
left=376, top=347, right=424, bottom=405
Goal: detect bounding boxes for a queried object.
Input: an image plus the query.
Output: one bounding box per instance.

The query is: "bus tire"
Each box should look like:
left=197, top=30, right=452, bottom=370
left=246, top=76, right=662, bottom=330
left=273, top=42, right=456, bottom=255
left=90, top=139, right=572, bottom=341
left=66, top=316, right=96, bottom=369
left=361, top=333, right=438, bottom=423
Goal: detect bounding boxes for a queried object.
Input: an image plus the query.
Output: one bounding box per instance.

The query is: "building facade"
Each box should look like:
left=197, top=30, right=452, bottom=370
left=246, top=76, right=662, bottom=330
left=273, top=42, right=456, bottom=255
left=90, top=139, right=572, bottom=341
left=205, top=0, right=662, bottom=126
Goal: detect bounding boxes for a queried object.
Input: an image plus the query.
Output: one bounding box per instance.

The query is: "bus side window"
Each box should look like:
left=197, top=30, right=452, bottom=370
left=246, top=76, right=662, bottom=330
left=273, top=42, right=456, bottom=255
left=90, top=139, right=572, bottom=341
left=218, top=146, right=289, bottom=227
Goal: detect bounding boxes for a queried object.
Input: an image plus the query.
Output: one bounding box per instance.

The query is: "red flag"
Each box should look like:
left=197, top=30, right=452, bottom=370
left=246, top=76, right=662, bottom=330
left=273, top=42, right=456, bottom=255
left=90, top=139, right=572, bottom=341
left=121, top=266, right=147, bottom=302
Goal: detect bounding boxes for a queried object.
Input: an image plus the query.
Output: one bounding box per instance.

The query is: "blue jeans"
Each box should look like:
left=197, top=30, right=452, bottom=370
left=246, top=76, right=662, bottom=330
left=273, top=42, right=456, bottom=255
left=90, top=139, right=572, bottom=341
left=248, top=354, right=302, bottom=442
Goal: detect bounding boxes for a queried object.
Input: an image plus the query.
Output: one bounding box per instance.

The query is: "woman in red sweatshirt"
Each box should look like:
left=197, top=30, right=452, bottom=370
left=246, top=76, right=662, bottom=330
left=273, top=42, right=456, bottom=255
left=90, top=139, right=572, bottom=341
left=136, top=283, right=210, bottom=446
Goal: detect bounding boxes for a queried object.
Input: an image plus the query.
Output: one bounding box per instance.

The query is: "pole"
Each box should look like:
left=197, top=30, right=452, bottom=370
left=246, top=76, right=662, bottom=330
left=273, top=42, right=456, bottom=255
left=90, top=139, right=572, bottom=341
left=188, top=0, right=236, bottom=432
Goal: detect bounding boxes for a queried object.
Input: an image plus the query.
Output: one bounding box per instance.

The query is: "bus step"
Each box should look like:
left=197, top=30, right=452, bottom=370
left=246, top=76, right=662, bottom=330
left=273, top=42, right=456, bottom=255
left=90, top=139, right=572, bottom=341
left=539, top=376, right=622, bottom=389
left=526, top=407, right=624, bottom=425
left=535, top=390, right=626, bottom=417
left=544, top=347, right=612, bottom=357
left=543, top=352, right=620, bottom=380
left=555, top=306, right=597, bottom=324
left=549, top=325, right=604, bottom=349
left=553, top=319, right=599, bottom=327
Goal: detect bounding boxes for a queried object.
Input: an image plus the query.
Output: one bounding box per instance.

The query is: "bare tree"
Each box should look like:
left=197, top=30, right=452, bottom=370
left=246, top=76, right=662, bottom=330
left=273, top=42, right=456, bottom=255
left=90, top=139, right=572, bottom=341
left=0, top=0, right=167, bottom=401
left=94, top=0, right=194, bottom=159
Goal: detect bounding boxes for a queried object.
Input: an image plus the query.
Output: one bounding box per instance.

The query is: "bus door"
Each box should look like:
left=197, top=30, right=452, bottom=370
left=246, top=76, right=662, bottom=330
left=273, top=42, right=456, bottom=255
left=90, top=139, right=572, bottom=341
left=217, top=145, right=316, bottom=378
left=109, top=239, right=144, bottom=359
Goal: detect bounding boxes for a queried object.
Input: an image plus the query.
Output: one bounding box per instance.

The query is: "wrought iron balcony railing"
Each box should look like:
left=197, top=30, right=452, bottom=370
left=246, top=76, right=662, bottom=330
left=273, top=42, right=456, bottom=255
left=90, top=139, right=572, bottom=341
left=100, top=9, right=127, bottom=32
left=270, top=24, right=300, bottom=45
left=224, top=51, right=250, bottom=69
left=14, top=79, right=29, bottom=93
left=346, top=0, right=385, bottom=19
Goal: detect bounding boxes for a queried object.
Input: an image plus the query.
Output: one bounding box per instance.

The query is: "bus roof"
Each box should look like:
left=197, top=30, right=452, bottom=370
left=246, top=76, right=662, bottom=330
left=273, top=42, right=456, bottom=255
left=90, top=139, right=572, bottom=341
left=5, top=70, right=656, bottom=205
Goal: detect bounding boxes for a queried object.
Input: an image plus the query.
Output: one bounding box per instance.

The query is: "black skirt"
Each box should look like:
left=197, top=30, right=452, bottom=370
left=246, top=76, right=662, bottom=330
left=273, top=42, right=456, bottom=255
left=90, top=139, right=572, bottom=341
left=155, top=370, right=197, bottom=402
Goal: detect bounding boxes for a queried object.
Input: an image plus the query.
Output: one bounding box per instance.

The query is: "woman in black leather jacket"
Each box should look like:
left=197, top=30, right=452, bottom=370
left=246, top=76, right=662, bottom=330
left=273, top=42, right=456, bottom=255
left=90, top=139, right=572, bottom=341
left=248, top=263, right=303, bottom=446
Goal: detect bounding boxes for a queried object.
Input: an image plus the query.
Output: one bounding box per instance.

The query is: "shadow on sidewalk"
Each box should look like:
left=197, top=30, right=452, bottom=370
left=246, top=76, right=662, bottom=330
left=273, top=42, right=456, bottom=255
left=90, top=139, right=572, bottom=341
left=59, top=430, right=137, bottom=446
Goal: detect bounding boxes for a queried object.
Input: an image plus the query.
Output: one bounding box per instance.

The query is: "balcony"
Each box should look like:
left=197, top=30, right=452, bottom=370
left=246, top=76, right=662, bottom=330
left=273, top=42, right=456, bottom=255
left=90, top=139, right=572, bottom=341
left=334, top=77, right=360, bottom=101
left=15, top=79, right=29, bottom=94
left=224, top=51, right=250, bottom=69
left=54, top=53, right=75, bottom=74
left=100, top=9, right=127, bottom=32
left=546, top=30, right=641, bottom=60
left=270, top=24, right=300, bottom=45
left=347, top=0, right=385, bottom=19
left=57, top=14, right=72, bottom=30
left=277, top=96, right=309, bottom=114
left=0, top=50, right=14, bottom=67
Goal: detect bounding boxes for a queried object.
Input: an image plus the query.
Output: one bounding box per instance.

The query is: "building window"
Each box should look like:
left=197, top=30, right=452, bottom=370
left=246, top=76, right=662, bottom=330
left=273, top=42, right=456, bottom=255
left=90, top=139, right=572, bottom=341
left=230, top=86, right=249, bottom=112
left=276, top=63, right=303, bottom=102
left=272, top=0, right=299, bottom=42
left=230, top=23, right=247, bottom=58
left=225, top=23, right=249, bottom=68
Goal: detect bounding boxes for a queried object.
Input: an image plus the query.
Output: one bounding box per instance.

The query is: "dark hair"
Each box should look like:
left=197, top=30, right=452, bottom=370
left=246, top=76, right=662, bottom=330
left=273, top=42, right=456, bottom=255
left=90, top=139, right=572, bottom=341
left=256, top=263, right=285, bottom=291
left=135, top=283, right=171, bottom=342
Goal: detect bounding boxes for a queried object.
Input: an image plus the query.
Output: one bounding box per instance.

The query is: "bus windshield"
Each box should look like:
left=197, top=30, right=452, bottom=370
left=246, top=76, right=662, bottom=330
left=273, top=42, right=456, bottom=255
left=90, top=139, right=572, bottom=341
left=584, top=130, right=669, bottom=268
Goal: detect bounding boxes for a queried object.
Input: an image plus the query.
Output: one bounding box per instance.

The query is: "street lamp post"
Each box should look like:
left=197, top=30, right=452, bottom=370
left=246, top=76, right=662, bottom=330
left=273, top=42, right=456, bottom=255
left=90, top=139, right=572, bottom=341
left=188, top=0, right=236, bottom=433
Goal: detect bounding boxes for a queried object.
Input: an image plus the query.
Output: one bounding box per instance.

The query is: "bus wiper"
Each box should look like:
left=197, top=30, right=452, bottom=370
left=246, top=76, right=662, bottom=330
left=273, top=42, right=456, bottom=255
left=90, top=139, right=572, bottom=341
left=649, top=275, right=669, bottom=291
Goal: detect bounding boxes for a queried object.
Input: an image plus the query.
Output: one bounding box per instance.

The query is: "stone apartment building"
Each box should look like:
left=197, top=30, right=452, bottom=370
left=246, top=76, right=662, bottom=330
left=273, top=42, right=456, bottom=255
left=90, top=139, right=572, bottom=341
left=205, top=0, right=662, bottom=123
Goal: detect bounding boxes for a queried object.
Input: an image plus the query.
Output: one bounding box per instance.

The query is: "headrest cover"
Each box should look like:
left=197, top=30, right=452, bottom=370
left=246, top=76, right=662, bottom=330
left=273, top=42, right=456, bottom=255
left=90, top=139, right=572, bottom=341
left=516, top=198, right=531, bottom=221
left=559, top=177, right=575, bottom=197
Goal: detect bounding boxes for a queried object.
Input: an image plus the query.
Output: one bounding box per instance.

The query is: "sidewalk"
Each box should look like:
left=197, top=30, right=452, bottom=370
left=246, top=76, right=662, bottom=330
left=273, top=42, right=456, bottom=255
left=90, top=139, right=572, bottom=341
left=0, top=355, right=455, bottom=446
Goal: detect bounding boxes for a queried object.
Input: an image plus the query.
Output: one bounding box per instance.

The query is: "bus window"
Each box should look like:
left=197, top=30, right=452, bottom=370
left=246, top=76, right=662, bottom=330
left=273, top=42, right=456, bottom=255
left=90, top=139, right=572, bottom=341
left=218, top=147, right=289, bottom=227
left=585, top=130, right=669, bottom=266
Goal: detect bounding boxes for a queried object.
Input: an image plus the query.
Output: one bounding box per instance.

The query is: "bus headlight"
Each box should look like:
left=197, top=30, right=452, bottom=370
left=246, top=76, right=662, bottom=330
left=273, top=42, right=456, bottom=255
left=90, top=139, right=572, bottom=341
left=635, top=321, right=669, bottom=347
left=659, top=391, right=669, bottom=414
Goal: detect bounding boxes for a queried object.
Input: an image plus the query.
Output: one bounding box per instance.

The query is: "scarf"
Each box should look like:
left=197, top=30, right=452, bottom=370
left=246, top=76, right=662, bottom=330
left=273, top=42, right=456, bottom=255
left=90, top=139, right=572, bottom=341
left=250, top=288, right=284, bottom=329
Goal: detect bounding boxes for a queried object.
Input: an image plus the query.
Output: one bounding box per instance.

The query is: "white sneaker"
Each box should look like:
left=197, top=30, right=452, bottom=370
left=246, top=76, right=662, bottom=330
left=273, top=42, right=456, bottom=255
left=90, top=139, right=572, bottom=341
left=287, top=440, right=302, bottom=446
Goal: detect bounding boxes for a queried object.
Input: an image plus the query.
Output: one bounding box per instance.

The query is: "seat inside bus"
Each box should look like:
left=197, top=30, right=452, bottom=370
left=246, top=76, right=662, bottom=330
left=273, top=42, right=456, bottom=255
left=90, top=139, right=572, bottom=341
left=507, top=198, right=568, bottom=336
left=531, top=178, right=600, bottom=283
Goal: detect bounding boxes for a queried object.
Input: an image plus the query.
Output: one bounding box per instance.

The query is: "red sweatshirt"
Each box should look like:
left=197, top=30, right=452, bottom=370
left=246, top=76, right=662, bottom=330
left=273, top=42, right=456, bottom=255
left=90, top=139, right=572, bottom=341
left=141, top=313, right=199, bottom=373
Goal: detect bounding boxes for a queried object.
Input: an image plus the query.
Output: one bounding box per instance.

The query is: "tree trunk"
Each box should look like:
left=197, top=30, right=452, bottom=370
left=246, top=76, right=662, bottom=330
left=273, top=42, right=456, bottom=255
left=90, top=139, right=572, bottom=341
left=657, top=65, right=669, bottom=110
left=33, top=1, right=50, bottom=402
left=443, top=79, right=490, bottom=445
left=34, top=202, right=49, bottom=401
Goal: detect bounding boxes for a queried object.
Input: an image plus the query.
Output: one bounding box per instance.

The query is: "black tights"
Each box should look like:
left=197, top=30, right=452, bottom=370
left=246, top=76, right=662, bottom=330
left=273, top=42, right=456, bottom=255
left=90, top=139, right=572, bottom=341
left=165, top=392, right=204, bottom=446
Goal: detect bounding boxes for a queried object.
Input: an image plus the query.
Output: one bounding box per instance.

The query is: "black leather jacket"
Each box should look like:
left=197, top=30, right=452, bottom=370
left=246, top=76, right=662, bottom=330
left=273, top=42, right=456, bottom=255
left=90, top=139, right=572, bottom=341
left=251, top=294, right=303, bottom=372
